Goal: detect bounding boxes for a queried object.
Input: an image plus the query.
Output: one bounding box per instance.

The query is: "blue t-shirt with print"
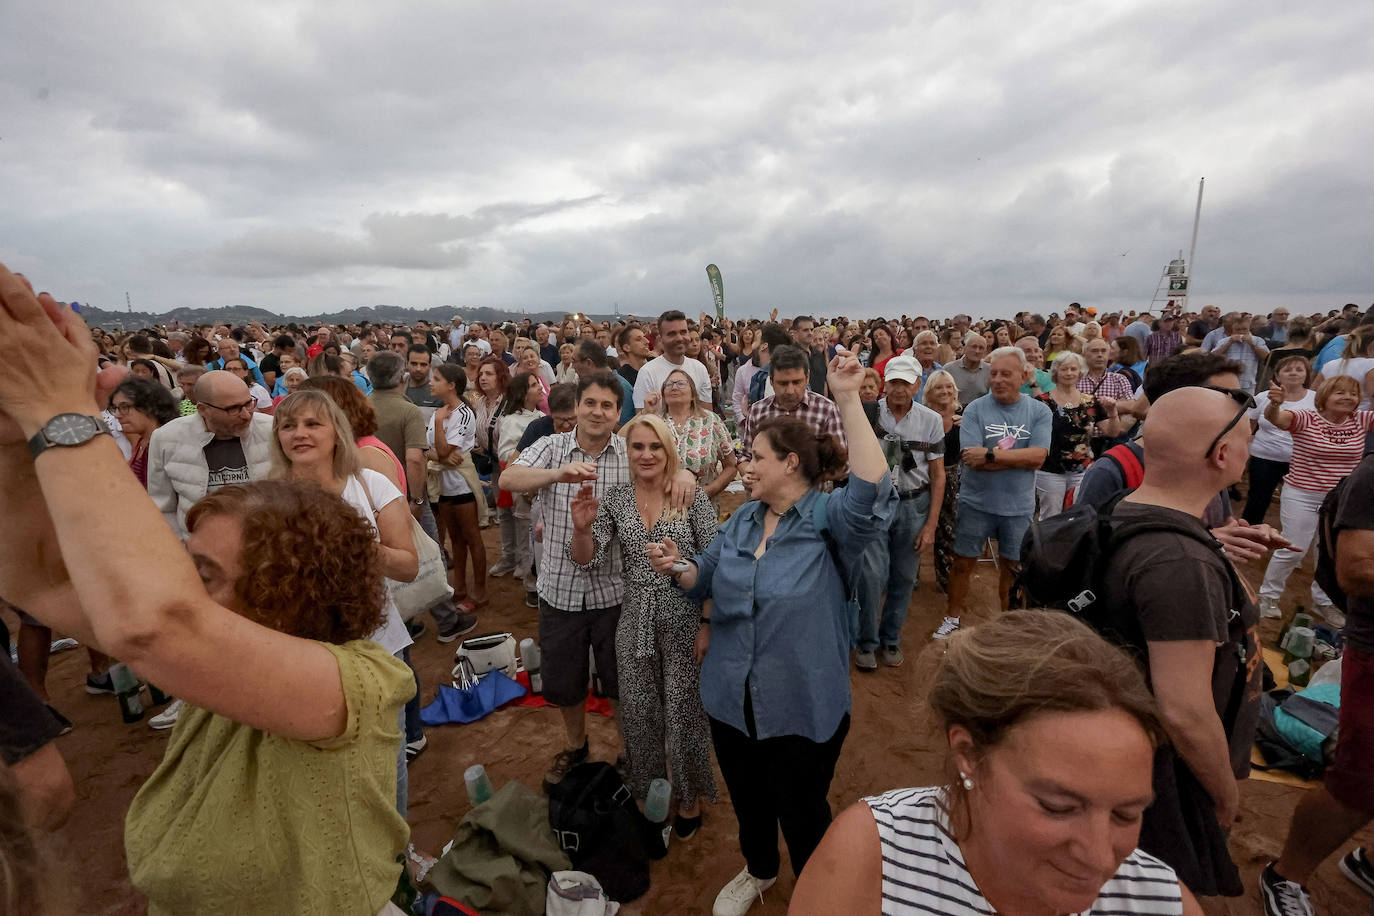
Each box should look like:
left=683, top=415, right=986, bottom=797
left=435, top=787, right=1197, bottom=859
left=958, top=393, right=1052, bottom=516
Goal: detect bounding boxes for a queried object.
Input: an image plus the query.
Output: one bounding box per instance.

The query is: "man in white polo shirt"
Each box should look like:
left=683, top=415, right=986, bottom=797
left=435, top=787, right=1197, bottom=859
left=632, top=309, right=712, bottom=409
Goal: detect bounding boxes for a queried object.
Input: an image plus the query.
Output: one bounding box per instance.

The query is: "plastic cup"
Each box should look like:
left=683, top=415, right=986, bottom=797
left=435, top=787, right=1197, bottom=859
left=465, top=765, right=493, bottom=806
left=645, top=777, right=672, bottom=823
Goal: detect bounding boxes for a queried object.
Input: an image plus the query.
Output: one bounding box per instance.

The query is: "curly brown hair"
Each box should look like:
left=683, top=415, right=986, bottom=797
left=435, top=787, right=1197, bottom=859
left=298, top=374, right=379, bottom=437
left=185, top=480, right=385, bottom=643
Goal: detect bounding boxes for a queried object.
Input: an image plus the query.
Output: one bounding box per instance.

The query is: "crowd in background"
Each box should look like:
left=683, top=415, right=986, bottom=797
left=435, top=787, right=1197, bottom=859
left=4, top=271, right=1374, bottom=916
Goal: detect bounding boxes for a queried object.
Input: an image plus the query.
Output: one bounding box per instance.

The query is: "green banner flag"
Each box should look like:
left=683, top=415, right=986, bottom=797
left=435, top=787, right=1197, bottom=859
left=705, top=264, right=725, bottom=321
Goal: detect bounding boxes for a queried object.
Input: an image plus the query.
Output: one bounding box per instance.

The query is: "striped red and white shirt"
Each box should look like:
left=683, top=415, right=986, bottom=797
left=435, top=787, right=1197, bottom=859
left=1285, top=409, right=1374, bottom=492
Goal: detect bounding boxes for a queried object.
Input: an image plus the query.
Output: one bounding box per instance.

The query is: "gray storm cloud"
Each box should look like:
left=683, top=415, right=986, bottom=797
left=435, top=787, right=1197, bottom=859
left=1, top=1, right=1371, bottom=316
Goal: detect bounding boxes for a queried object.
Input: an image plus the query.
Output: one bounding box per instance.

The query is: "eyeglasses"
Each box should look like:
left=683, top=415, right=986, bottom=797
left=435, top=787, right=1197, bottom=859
left=1201, top=386, right=1256, bottom=459
left=110, top=402, right=139, bottom=416
left=662, top=380, right=690, bottom=391
left=203, top=399, right=257, bottom=415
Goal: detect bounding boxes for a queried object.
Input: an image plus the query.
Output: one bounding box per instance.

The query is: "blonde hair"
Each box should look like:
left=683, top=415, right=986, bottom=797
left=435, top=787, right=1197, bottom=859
left=269, top=389, right=361, bottom=480
left=921, top=369, right=958, bottom=407
left=621, top=413, right=686, bottom=520
left=1315, top=374, right=1361, bottom=411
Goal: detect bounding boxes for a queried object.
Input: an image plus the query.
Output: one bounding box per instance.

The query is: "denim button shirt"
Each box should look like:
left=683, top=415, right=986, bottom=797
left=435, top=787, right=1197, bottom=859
left=686, top=473, right=897, bottom=742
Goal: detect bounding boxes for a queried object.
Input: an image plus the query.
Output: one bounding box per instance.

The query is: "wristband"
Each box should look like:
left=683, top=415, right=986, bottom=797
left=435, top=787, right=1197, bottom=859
left=699, top=616, right=711, bottom=626
left=985, top=448, right=996, bottom=465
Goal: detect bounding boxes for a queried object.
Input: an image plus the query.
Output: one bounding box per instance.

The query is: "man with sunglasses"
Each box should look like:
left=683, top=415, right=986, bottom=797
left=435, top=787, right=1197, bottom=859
left=146, top=369, right=274, bottom=537
left=1093, top=385, right=1267, bottom=898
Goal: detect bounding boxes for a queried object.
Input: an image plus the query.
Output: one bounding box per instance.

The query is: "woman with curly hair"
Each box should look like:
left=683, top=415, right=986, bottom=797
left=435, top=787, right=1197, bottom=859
left=271, top=389, right=419, bottom=805
left=0, top=267, right=416, bottom=914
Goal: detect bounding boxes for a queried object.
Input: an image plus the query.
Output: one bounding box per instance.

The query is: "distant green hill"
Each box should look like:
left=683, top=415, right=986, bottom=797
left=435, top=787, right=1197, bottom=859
left=78, top=303, right=630, bottom=330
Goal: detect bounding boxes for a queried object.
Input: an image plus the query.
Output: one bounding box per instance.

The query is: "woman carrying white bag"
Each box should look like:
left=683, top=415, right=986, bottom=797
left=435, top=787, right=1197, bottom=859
left=270, top=389, right=423, bottom=812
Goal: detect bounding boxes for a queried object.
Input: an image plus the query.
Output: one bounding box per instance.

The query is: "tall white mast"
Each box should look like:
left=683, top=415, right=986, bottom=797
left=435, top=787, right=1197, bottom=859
left=1187, top=178, right=1204, bottom=292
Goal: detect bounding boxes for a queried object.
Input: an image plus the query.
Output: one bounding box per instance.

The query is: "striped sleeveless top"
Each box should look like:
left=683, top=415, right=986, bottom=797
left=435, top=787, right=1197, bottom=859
left=864, top=786, right=1183, bottom=915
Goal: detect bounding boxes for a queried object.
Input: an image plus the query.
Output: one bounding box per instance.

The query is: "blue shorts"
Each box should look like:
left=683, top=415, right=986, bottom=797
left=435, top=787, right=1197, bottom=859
left=953, top=504, right=1030, bottom=562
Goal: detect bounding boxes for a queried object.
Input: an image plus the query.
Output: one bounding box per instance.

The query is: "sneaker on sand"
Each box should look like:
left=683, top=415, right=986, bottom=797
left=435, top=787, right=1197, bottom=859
left=712, top=868, right=776, bottom=916
left=85, top=671, right=115, bottom=695
left=932, top=617, right=961, bottom=640
left=405, top=734, right=428, bottom=762
left=1259, top=862, right=1313, bottom=916
left=854, top=650, right=878, bottom=671
left=437, top=613, right=479, bottom=644
left=406, top=618, right=426, bottom=640
left=879, top=645, right=905, bottom=667
left=488, top=561, right=516, bottom=577
left=148, top=699, right=183, bottom=730
left=544, top=740, right=589, bottom=786
left=1259, top=596, right=1282, bottom=619
left=1315, top=603, right=1347, bottom=630
left=1340, top=847, right=1374, bottom=897
left=525, top=590, right=539, bottom=609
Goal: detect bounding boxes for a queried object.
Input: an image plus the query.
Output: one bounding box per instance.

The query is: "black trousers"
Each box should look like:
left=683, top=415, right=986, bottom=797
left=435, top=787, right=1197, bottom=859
left=1242, top=456, right=1290, bottom=524
left=709, top=708, right=850, bottom=881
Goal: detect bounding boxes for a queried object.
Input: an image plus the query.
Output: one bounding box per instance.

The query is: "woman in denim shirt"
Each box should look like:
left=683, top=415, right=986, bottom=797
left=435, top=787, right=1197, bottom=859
left=648, top=349, right=896, bottom=916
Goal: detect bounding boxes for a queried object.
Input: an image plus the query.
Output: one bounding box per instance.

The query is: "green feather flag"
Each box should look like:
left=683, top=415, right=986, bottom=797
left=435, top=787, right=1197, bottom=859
left=705, top=264, right=725, bottom=320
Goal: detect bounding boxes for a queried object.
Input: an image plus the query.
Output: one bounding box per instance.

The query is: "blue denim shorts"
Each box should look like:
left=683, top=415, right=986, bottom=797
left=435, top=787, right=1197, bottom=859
left=953, top=504, right=1031, bottom=562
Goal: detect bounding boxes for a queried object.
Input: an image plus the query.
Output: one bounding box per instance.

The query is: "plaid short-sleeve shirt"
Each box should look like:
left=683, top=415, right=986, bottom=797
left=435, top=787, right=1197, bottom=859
left=511, top=431, right=630, bottom=611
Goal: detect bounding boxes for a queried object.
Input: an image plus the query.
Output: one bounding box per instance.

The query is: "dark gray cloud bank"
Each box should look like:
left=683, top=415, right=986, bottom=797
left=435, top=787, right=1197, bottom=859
left=2, top=2, right=1371, bottom=318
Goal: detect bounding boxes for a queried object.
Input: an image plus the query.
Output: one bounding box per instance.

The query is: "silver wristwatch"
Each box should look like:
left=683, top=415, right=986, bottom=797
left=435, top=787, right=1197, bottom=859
left=28, top=413, right=111, bottom=459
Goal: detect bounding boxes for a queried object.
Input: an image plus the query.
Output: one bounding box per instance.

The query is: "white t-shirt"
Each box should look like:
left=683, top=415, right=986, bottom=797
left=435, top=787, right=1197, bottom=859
left=338, top=469, right=412, bottom=656
left=248, top=383, right=273, bottom=410
left=427, top=405, right=477, bottom=496
left=1247, top=389, right=1316, bottom=463
left=632, top=354, right=712, bottom=408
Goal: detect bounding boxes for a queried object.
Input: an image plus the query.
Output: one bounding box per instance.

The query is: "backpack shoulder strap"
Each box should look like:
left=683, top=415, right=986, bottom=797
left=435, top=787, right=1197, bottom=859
left=1103, top=443, right=1145, bottom=489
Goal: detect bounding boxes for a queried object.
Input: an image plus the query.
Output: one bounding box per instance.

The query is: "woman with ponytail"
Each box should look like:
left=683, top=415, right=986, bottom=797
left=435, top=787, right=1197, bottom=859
left=647, top=347, right=896, bottom=916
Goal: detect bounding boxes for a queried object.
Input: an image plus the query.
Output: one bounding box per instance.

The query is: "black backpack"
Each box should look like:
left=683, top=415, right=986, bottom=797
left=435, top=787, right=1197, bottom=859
left=545, top=762, right=665, bottom=903
left=1018, top=496, right=1231, bottom=641
left=1314, top=472, right=1356, bottom=612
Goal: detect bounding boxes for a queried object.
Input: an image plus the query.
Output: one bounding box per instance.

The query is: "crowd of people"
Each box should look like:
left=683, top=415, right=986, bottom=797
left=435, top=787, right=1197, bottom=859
left=2, top=265, right=1374, bottom=916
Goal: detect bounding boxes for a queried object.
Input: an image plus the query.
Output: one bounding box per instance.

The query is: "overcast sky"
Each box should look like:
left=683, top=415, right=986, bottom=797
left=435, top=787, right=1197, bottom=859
left=2, top=2, right=1371, bottom=319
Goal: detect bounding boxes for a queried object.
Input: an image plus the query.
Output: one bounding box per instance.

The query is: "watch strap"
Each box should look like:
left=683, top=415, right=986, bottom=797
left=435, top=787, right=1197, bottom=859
left=28, top=414, right=110, bottom=460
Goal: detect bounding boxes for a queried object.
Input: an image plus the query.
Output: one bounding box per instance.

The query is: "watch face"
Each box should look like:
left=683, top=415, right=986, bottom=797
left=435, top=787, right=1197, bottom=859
left=46, top=414, right=100, bottom=445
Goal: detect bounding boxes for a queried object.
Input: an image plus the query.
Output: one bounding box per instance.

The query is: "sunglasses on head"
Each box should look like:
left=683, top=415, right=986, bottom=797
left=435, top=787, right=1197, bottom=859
left=1201, top=386, right=1256, bottom=459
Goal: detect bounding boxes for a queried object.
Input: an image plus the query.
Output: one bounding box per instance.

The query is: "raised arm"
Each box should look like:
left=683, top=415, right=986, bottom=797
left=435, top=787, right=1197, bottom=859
left=1262, top=383, right=1295, bottom=430
left=828, top=347, right=885, bottom=483
left=0, top=268, right=353, bottom=743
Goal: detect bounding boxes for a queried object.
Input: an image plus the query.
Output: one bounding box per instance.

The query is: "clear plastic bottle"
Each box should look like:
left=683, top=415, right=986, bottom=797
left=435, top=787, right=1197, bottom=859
left=109, top=663, right=144, bottom=723
left=645, top=778, right=672, bottom=823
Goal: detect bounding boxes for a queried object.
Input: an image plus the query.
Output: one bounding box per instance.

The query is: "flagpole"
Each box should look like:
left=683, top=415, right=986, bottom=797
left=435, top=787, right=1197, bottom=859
left=1187, top=178, right=1204, bottom=293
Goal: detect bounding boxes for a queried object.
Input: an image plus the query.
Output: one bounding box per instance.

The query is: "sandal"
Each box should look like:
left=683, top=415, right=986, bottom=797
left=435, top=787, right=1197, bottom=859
left=457, top=598, right=489, bottom=613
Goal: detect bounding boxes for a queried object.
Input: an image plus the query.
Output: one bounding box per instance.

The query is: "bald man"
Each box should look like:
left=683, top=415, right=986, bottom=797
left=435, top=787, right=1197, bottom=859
left=1093, top=386, right=1263, bottom=897
left=147, top=370, right=274, bottom=537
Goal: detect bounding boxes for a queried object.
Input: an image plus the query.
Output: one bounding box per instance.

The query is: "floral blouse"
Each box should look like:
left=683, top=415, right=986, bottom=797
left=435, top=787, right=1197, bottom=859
left=1035, top=392, right=1108, bottom=474
left=666, top=411, right=733, bottom=479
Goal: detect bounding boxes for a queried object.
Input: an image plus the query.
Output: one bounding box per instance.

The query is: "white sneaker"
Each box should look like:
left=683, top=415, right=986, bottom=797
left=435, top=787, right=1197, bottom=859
left=1316, top=603, right=1346, bottom=629
left=487, top=561, right=516, bottom=577
left=712, top=868, right=776, bottom=916
left=932, top=616, right=961, bottom=640
left=1259, top=596, right=1282, bottom=619
left=148, top=699, right=183, bottom=730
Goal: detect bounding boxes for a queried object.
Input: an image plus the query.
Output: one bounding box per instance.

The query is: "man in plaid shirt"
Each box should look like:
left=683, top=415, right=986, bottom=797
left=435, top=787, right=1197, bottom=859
left=1145, top=311, right=1184, bottom=366
left=502, top=372, right=696, bottom=785
left=738, top=344, right=847, bottom=467
left=1078, top=339, right=1135, bottom=402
